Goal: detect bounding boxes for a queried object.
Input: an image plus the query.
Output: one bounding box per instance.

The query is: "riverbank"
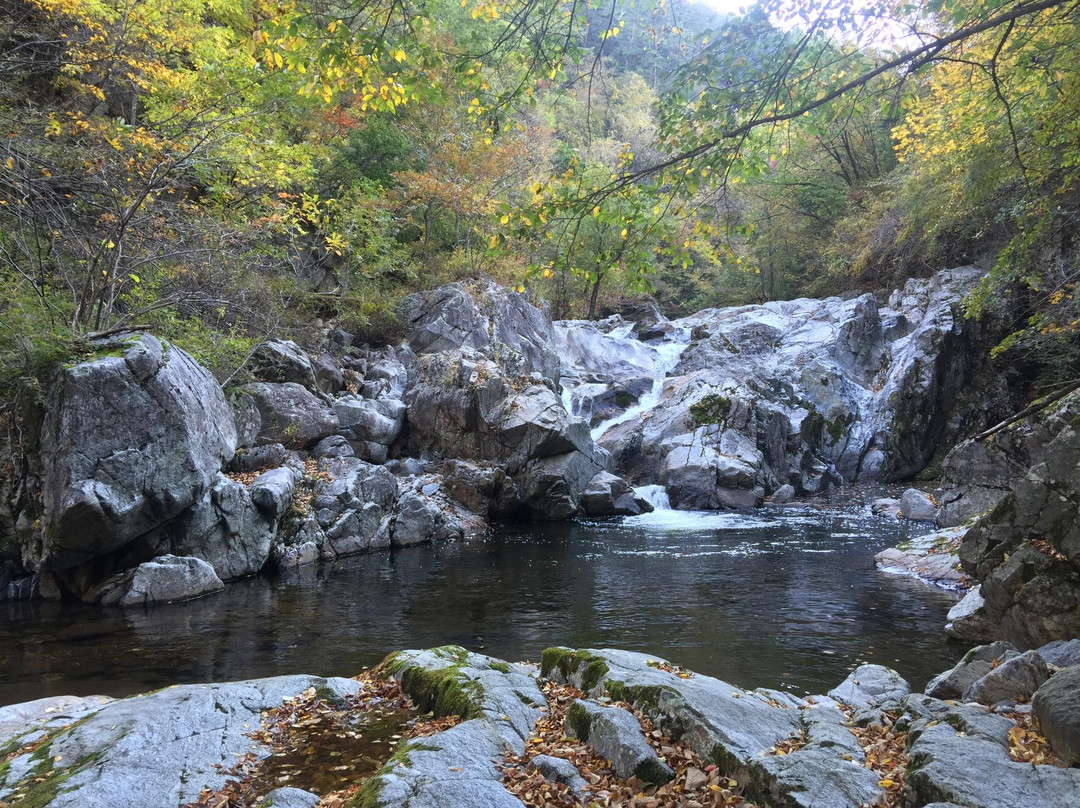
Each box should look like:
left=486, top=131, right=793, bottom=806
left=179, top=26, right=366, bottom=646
left=2, top=643, right=1077, bottom=808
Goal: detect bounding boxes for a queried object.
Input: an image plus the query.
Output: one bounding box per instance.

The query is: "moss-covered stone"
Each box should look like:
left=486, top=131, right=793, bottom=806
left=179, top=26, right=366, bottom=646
left=397, top=665, right=484, bottom=721
left=489, top=660, right=510, bottom=674
left=689, top=394, right=732, bottom=428
left=540, top=648, right=611, bottom=694
left=565, top=701, right=592, bottom=742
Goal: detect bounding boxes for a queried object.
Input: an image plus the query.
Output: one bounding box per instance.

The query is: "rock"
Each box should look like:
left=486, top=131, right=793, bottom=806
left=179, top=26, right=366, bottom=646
left=312, top=458, right=398, bottom=558
left=311, top=352, right=344, bottom=395
left=1032, top=666, right=1080, bottom=764
left=229, top=444, right=288, bottom=473
left=944, top=585, right=996, bottom=643
left=905, top=697, right=1080, bottom=807
left=310, top=435, right=355, bottom=459
left=366, top=648, right=545, bottom=808
left=31, top=333, right=236, bottom=576
left=441, top=460, right=500, bottom=515
left=251, top=340, right=318, bottom=391
left=925, top=660, right=993, bottom=701
left=391, top=491, right=460, bottom=547
left=542, top=648, right=891, bottom=807
left=233, top=382, right=338, bottom=449
left=165, top=474, right=277, bottom=581
left=875, top=526, right=970, bottom=589
left=660, top=443, right=762, bottom=510
left=0, top=695, right=113, bottom=751
left=401, top=282, right=560, bottom=381
left=89, top=555, right=223, bottom=607
left=564, top=699, right=674, bottom=784
left=770, top=484, right=795, bottom=504
left=922, top=643, right=1018, bottom=701
left=963, top=650, right=1050, bottom=706
left=957, top=391, right=1080, bottom=648
left=1036, top=638, right=1080, bottom=668
left=528, top=754, right=587, bottom=792
left=579, top=471, right=654, bottom=517
left=899, top=488, right=937, bottom=521
left=334, top=395, right=405, bottom=446
left=827, top=664, right=910, bottom=709
left=0, top=675, right=360, bottom=808
left=249, top=467, right=297, bottom=520
left=518, top=451, right=606, bottom=519
left=871, top=497, right=900, bottom=517
left=268, top=540, right=318, bottom=571
left=257, top=787, right=320, bottom=808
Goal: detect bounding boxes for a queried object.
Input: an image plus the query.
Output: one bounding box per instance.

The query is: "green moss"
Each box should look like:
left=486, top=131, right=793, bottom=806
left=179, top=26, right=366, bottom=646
left=826, top=414, right=849, bottom=444
left=488, top=660, right=510, bottom=674
left=4, top=744, right=102, bottom=808
left=689, top=394, right=732, bottom=428
left=634, top=757, right=674, bottom=786
left=432, top=645, right=472, bottom=665
left=614, top=391, right=638, bottom=409
left=398, top=665, right=484, bottom=720
left=565, top=701, right=592, bottom=742
left=347, top=739, right=439, bottom=808
left=540, top=648, right=610, bottom=693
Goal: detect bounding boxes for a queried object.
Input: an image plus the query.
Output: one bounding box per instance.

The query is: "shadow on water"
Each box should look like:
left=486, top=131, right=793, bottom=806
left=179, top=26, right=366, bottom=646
left=0, top=507, right=963, bottom=706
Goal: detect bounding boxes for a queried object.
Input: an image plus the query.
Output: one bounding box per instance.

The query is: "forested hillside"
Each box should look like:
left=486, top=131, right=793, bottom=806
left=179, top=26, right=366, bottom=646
left=1, top=0, right=1077, bottom=403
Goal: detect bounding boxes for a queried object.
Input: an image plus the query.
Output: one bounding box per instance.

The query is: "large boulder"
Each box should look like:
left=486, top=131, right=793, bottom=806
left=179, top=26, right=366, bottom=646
left=231, top=382, right=338, bottom=450
left=163, top=471, right=285, bottom=581
left=961, top=650, right=1049, bottom=706
left=903, top=693, right=1080, bottom=807
left=30, top=333, right=236, bottom=574
left=579, top=472, right=654, bottom=516
left=401, top=281, right=560, bottom=381
left=660, top=442, right=763, bottom=510
left=88, top=555, right=223, bottom=607
left=828, top=664, right=911, bottom=709
left=1033, top=666, right=1080, bottom=765
left=251, top=339, right=319, bottom=392
left=309, top=457, right=398, bottom=558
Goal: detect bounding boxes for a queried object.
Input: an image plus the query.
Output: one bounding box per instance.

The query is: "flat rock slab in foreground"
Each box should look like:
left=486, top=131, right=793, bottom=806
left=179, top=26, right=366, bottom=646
left=0, top=676, right=359, bottom=808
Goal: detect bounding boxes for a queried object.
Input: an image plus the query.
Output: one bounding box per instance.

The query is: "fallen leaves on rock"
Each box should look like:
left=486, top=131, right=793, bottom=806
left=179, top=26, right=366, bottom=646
left=183, top=670, right=447, bottom=808
left=766, top=731, right=808, bottom=756
left=500, top=681, right=754, bottom=808
left=1031, top=539, right=1068, bottom=563
left=844, top=708, right=908, bottom=808
left=644, top=660, right=695, bottom=679
left=1003, top=711, right=1062, bottom=766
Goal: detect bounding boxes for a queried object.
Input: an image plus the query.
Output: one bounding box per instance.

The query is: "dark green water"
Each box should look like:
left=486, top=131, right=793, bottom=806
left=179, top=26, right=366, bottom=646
left=0, top=507, right=963, bottom=707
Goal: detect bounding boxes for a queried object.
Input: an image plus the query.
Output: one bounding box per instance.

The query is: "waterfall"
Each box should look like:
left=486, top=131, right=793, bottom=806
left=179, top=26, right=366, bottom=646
left=590, top=327, right=690, bottom=442
left=634, top=484, right=672, bottom=511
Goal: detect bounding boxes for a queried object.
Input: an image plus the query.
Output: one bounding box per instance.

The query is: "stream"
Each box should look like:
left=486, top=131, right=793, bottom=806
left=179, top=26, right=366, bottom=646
left=1, top=497, right=961, bottom=707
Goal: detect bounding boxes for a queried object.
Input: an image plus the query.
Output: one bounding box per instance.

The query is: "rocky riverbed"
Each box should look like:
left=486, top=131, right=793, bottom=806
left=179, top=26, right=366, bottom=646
left=1, top=643, right=1078, bottom=808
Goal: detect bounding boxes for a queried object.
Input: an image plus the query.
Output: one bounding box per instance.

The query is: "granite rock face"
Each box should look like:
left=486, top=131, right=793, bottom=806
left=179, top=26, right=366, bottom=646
left=558, top=268, right=1010, bottom=508
left=958, top=391, right=1080, bottom=647
left=28, top=333, right=236, bottom=577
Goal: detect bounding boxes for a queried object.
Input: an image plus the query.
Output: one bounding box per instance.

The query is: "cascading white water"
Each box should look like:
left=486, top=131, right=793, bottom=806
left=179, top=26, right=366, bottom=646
left=589, top=327, right=690, bottom=442
left=633, top=484, right=671, bottom=511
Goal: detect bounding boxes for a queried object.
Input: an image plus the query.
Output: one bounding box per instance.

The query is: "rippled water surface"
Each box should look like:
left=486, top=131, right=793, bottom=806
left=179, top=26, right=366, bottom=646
left=1, top=507, right=963, bottom=706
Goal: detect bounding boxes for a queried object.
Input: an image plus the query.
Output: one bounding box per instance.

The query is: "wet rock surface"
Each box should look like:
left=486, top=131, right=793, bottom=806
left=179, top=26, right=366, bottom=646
left=1, top=645, right=1077, bottom=808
